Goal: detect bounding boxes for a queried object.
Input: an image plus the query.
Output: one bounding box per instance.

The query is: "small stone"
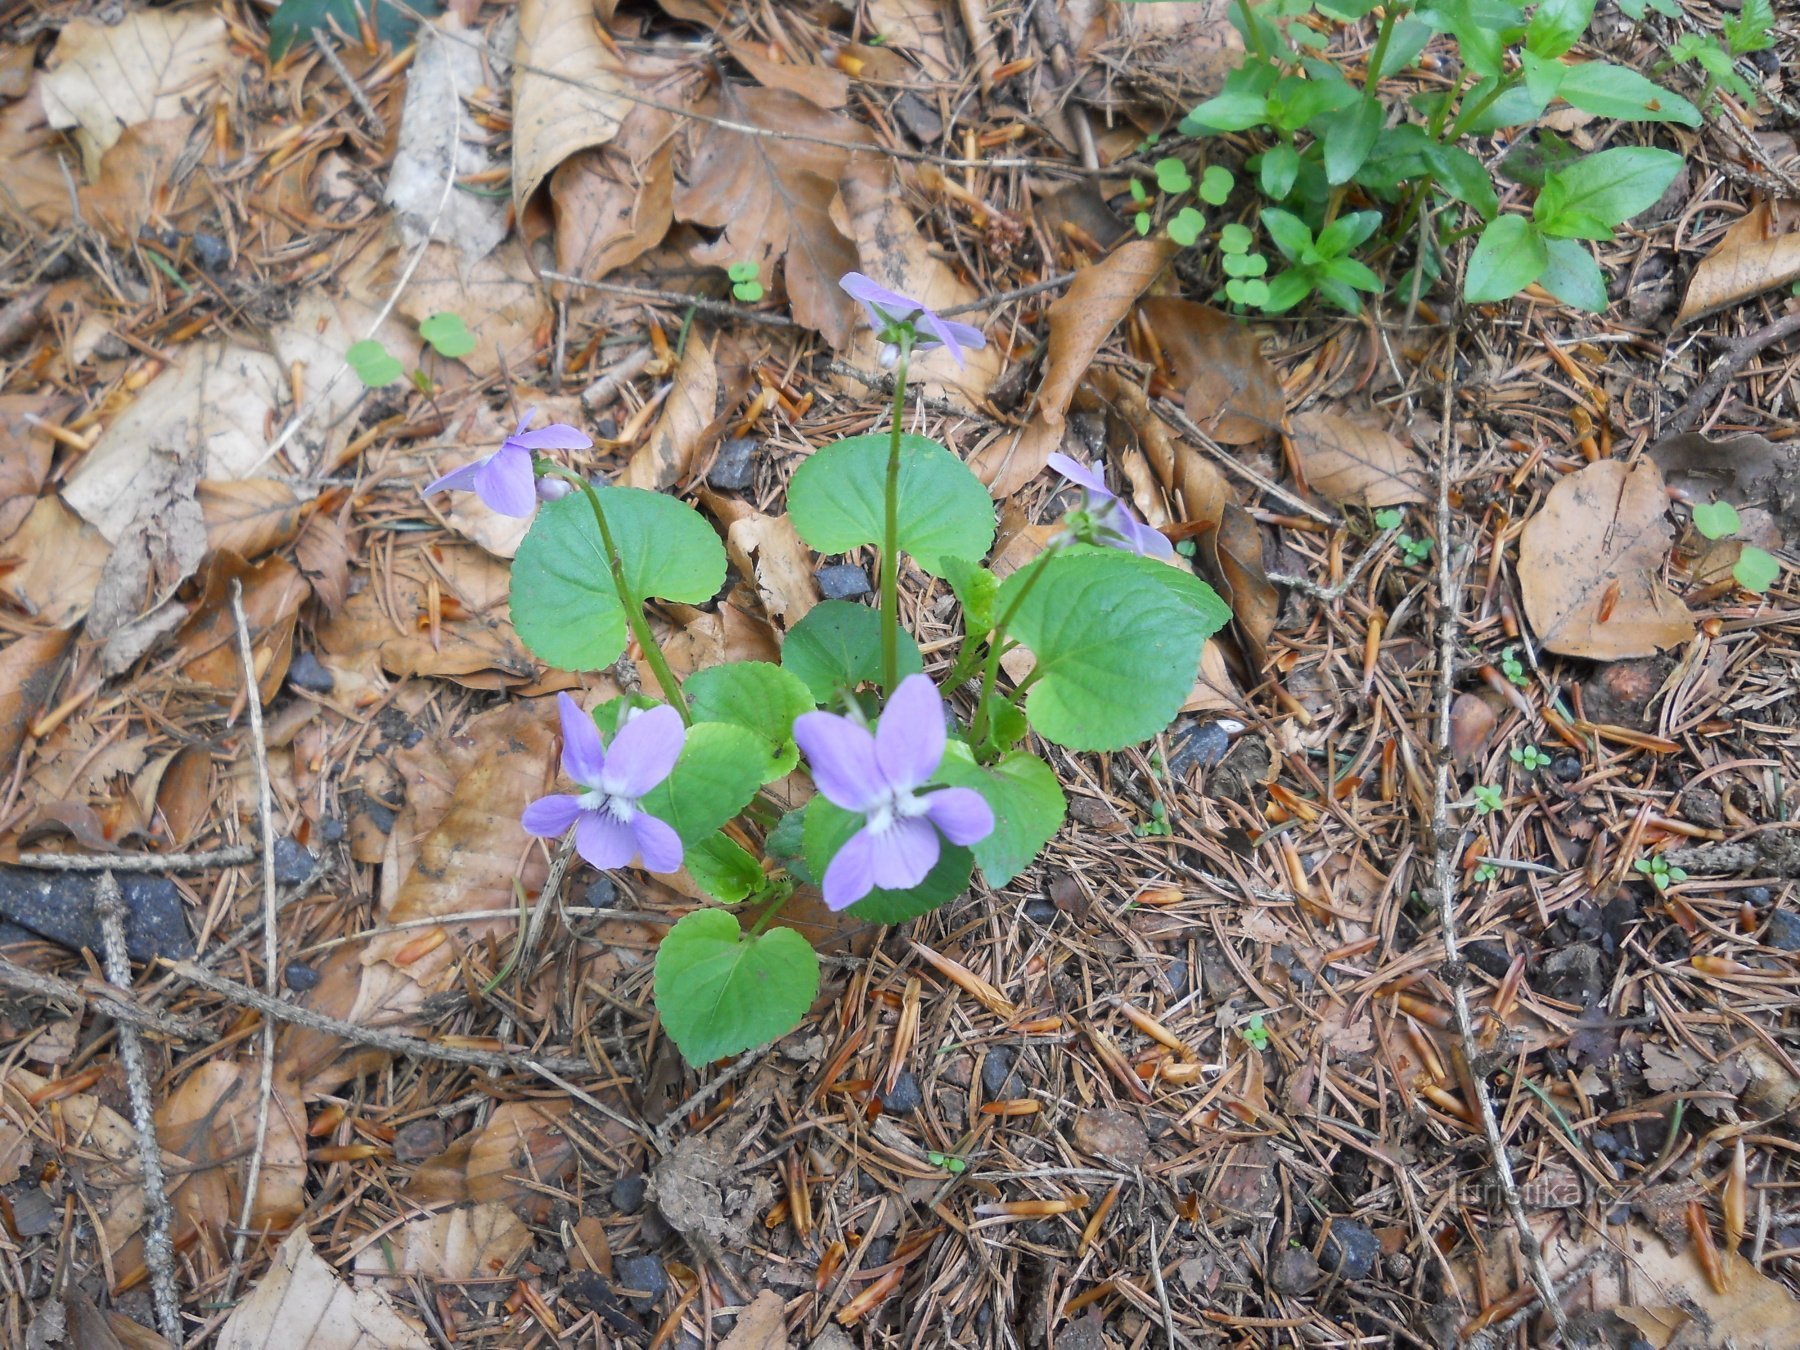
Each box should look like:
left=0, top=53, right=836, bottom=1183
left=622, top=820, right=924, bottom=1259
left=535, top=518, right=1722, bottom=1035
left=616, top=1254, right=667, bottom=1312
left=892, top=91, right=944, bottom=143
left=283, top=961, right=321, bottom=992
left=1070, top=1109, right=1149, bottom=1165
left=1761, top=909, right=1800, bottom=952
left=1268, top=1246, right=1322, bottom=1295
left=981, top=1047, right=1019, bottom=1098
left=191, top=232, right=229, bottom=271
left=392, top=1119, right=446, bottom=1163
left=612, top=1172, right=647, bottom=1213
left=0, top=868, right=193, bottom=962
left=1383, top=1252, right=1413, bottom=1281
left=1465, top=941, right=1512, bottom=979
left=1162, top=959, right=1190, bottom=999
left=5, top=1186, right=55, bottom=1236
left=359, top=797, right=396, bottom=835
left=1551, top=754, right=1583, bottom=783
left=287, top=651, right=335, bottom=693
left=1319, top=1219, right=1379, bottom=1280
left=1744, top=886, right=1774, bottom=907
left=815, top=563, right=871, bottom=601
left=1023, top=896, right=1057, bottom=925
left=879, top=1070, right=923, bottom=1115
left=562, top=1272, right=638, bottom=1333
left=318, top=817, right=346, bottom=843
left=586, top=876, right=617, bottom=908
left=707, top=437, right=757, bottom=490
left=1167, top=721, right=1231, bottom=778
left=272, top=838, right=315, bottom=886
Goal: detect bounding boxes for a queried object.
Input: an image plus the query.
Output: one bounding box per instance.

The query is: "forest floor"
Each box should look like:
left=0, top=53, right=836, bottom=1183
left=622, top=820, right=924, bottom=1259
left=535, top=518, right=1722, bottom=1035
left=2, top=0, right=1799, bottom=1346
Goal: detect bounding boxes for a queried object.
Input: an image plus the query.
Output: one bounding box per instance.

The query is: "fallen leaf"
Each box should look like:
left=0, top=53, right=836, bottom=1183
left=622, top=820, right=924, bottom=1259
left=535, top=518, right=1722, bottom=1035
left=156, top=1060, right=306, bottom=1245
left=216, top=1228, right=430, bottom=1350
left=0, top=1119, right=27, bottom=1185
left=0, top=496, right=112, bottom=628
left=1141, top=298, right=1284, bottom=446
left=1450, top=692, right=1500, bottom=772
left=623, top=334, right=719, bottom=488
left=511, top=0, right=634, bottom=210
left=76, top=118, right=209, bottom=246
left=0, top=90, right=78, bottom=231
left=352, top=1203, right=531, bottom=1281
left=725, top=38, right=848, bottom=108
left=1091, top=366, right=1228, bottom=532
left=972, top=239, right=1174, bottom=496
left=549, top=93, right=681, bottom=282
left=1287, top=408, right=1424, bottom=506
left=174, top=552, right=310, bottom=703
left=716, top=503, right=821, bottom=630
left=151, top=745, right=212, bottom=850
left=271, top=292, right=422, bottom=474
left=387, top=238, right=548, bottom=382
left=1519, top=459, right=1696, bottom=660
left=294, top=512, right=353, bottom=613
left=0, top=630, right=71, bottom=784
left=1676, top=202, right=1800, bottom=326
left=866, top=0, right=957, bottom=79
left=673, top=84, right=875, bottom=349
left=198, top=480, right=304, bottom=559
left=0, top=396, right=58, bottom=539
left=1647, top=429, right=1800, bottom=538
left=86, top=432, right=208, bottom=668
left=720, top=1290, right=792, bottom=1350
left=1195, top=504, right=1277, bottom=676
left=405, top=1101, right=578, bottom=1214
left=39, top=10, right=230, bottom=176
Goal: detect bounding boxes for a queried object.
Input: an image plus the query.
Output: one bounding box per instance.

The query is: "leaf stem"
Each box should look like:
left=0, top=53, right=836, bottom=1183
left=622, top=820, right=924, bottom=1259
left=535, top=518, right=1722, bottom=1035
left=1364, top=5, right=1400, bottom=93
left=970, top=545, right=1058, bottom=746
left=746, top=881, right=796, bottom=937
left=880, top=335, right=913, bottom=694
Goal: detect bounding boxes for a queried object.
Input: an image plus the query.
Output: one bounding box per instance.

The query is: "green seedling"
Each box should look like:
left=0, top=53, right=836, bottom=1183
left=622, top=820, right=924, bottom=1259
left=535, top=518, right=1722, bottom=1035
left=1510, top=744, right=1550, bottom=771
left=1633, top=854, right=1687, bottom=891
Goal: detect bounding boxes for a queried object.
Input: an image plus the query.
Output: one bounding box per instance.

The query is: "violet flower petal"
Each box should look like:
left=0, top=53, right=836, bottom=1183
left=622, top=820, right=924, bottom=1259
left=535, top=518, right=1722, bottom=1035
left=874, top=673, right=945, bottom=793
left=473, top=443, right=538, bottom=516
left=1113, top=511, right=1176, bottom=561
left=521, top=793, right=584, bottom=837
left=839, top=272, right=917, bottom=332
left=422, top=458, right=487, bottom=498
left=510, top=423, right=594, bottom=452
left=793, top=712, right=886, bottom=813
left=598, top=705, right=686, bottom=798
left=556, top=692, right=608, bottom=788
left=821, top=827, right=876, bottom=910
left=575, top=811, right=638, bottom=871
left=868, top=816, right=939, bottom=891
left=1047, top=453, right=1115, bottom=503
left=922, top=787, right=994, bottom=846
left=629, top=811, right=683, bottom=873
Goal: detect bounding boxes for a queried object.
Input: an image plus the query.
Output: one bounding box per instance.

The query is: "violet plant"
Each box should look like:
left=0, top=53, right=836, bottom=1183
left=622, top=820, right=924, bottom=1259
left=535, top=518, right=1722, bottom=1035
left=431, top=277, right=1231, bottom=1067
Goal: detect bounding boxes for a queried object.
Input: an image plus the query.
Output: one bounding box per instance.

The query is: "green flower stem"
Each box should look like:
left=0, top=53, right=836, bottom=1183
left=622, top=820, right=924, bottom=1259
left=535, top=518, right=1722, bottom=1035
left=546, top=466, right=693, bottom=725
left=1447, top=75, right=1515, bottom=142
left=1364, top=4, right=1400, bottom=92
left=746, top=880, right=796, bottom=937
left=970, top=545, right=1057, bottom=746
left=880, top=334, right=914, bottom=694
left=1234, top=0, right=1266, bottom=60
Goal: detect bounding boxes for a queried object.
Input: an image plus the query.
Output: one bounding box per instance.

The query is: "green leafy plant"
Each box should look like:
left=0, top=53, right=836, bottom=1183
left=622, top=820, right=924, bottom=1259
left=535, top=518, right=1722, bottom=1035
left=926, top=1150, right=969, bottom=1174
left=1472, top=784, right=1504, bottom=814
left=346, top=339, right=403, bottom=388
left=1241, top=1013, right=1271, bottom=1050
left=1510, top=744, right=1550, bottom=771
left=1499, top=645, right=1530, bottom=687
left=1634, top=854, right=1688, bottom=891
left=1663, top=0, right=1773, bottom=112
left=1690, top=499, right=1783, bottom=594
left=1473, top=861, right=1500, bottom=883
left=727, top=261, right=765, bottom=303
left=347, top=312, right=480, bottom=389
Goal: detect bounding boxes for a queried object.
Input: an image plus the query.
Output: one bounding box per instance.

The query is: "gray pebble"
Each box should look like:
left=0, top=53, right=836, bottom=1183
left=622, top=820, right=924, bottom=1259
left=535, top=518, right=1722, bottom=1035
left=893, top=91, right=944, bottom=142
left=287, top=651, right=335, bottom=693
left=616, top=1253, right=667, bottom=1312
left=392, top=1119, right=446, bottom=1163
left=879, top=1069, right=923, bottom=1115
left=1319, top=1220, right=1379, bottom=1281
left=273, top=838, right=315, bottom=886
left=708, top=438, right=757, bottom=491
left=191, top=233, right=230, bottom=271
left=815, top=563, right=872, bottom=601
left=981, top=1047, right=1019, bottom=1098
left=1167, top=720, right=1230, bottom=777
left=283, top=961, right=321, bottom=992
left=612, top=1172, right=647, bottom=1213
left=1023, top=896, right=1057, bottom=925
left=585, top=876, right=616, bottom=907
left=318, top=817, right=346, bottom=843
left=0, top=867, right=193, bottom=962
left=1761, top=909, right=1800, bottom=952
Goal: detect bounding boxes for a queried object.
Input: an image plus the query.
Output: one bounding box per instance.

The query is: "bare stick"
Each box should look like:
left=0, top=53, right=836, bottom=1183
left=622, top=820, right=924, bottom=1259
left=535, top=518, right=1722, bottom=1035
left=1427, top=372, right=1569, bottom=1339
left=650, top=1045, right=771, bottom=1156
left=1664, top=310, right=1800, bottom=435
left=1152, top=398, right=1339, bottom=526
left=165, top=959, right=595, bottom=1077
left=222, top=580, right=280, bottom=1302
left=540, top=272, right=800, bottom=327
left=15, top=845, right=256, bottom=872
left=94, top=872, right=183, bottom=1344
left=0, top=956, right=206, bottom=1041
left=1267, top=526, right=1403, bottom=600
left=312, top=30, right=384, bottom=132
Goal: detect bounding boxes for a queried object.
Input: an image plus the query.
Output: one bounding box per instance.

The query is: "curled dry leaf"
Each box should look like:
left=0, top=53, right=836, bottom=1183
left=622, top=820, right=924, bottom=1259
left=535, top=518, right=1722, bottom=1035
left=216, top=1229, right=429, bottom=1350
left=623, top=334, right=718, bottom=489
left=1676, top=200, right=1800, bottom=327
left=1140, top=299, right=1284, bottom=446
left=549, top=85, right=684, bottom=283
left=406, top=1101, right=581, bottom=1215
left=1194, top=504, right=1278, bottom=676
left=1647, top=429, right=1800, bottom=537
left=719, top=1290, right=793, bottom=1350
left=1519, top=459, right=1696, bottom=661
left=1090, top=365, right=1228, bottom=533
left=970, top=239, right=1175, bottom=497
left=0, top=497, right=110, bottom=628
left=0, top=629, right=71, bottom=791
left=725, top=38, right=849, bottom=109
left=351, top=1204, right=532, bottom=1281
left=198, top=480, right=304, bottom=559
left=866, top=0, right=957, bottom=79
left=154, top=1060, right=306, bottom=1248
left=511, top=0, right=635, bottom=210
left=721, top=506, right=820, bottom=631
left=1286, top=408, right=1424, bottom=507
left=174, top=552, right=310, bottom=704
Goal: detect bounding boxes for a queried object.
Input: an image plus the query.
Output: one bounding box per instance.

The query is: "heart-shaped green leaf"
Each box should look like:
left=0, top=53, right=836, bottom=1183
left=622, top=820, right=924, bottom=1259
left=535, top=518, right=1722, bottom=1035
left=654, top=909, right=818, bottom=1065
left=933, top=745, right=1066, bottom=886
left=418, top=312, right=477, bottom=359
left=780, top=601, right=923, bottom=703
left=1734, top=545, right=1779, bottom=593
left=510, top=488, right=725, bottom=672
left=1691, top=500, right=1741, bottom=541
left=638, top=722, right=772, bottom=848
left=347, top=339, right=403, bottom=388
left=685, top=832, right=766, bottom=904
left=684, top=661, right=815, bottom=777
left=787, top=434, right=995, bottom=577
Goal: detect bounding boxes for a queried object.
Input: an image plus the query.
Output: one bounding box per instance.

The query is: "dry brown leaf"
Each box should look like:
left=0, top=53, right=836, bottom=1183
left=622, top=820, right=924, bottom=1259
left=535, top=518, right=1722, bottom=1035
left=1195, top=504, right=1277, bottom=677
left=725, top=39, right=848, bottom=108
left=197, top=480, right=304, bottom=559
left=0, top=496, right=111, bottom=628
left=623, top=334, right=718, bottom=488
left=294, top=512, right=353, bottom=613
left=550, top=105, right=679, bottom=282
left=720, top=1290, right=793, bottom=1350
left=673, top=84, right=874, bottom=349
left=1090, top=366, right=1229, bottom=532
left=270, top=292, right=421, bottom=474
left=0, top=90, right=78, bottom=231
left=969, top=240, right=1173, bottom=497
left=406, top=1101, right=578, bottom=1215
left=867, top=0, right=957, bottom=78
left=1647, top=429, right=1800, bottom=537
left=1519, top=459, right=1696, bottom=660
left=719, top=505, right=821, bottom=630
left=151, top=744, right=212, bottom=850
left=511, top=0, right=634, bottom=210
left=216, top=1228, right=430, bottom=1350
left=386, top=15, right=506, bottom=262
left=175, top=552, right=310, bottom=703
left=1140, top=298, right=1283, bottom=446
left=388, top=238, right=548, bottom=383
left=0, top=629, right=71, bottom=785
left=0, top=1119, right=27, bottom=1185
left=1287, top=408, right=1424, bottom=507
left=352, top=1203, right=532, bottom=1282
left=39, top=10, right=229, bottom=175
left=156, top=1060, right=307, bottom=1244
left=0, top=396, right=57, bottom=540
left=76, top=117, right=208, bottom=246
left=1676, top=202, right=1800, bottom=326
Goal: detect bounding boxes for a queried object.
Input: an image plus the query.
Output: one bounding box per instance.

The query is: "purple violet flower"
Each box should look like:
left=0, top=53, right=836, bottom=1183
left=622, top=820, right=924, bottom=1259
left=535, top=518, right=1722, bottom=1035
left=1047, top=453, right=1175, bottom=561
left=422, top=409, right=593, bottom=518
left=793, top=674, right=994, bottom=911
left=839, top=272, right=987, bottom=367
left=522, top=694, right=686, bottom=874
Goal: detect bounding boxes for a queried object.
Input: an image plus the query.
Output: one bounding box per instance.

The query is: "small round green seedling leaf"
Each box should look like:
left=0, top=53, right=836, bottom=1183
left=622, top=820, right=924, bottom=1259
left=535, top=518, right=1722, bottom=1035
left=934, top=744, right=1066, bottom=886
left=1691, top=500, right=1741, bottom=541
left=685, top=660, right=815, bottom=778
left=654, top=908, right=819, bottom=1065
left=1167, top=207, right=1206, bottom=247
left=1219, top=222, right=1253, bottom=254
left=940, top=557, right=999, bottom=635
left=1129, top=179, right=1148, bottom=203
left=788, top=433, right=995, bottom=577
left=803, top=797, right=974, bottom=924
left=418, top=312, right=477, bottom=359
left=1154, top=156, right=1193, bottom=194
left=510, top=488, right=726, bottom=672
left=1199, top=165, right=1235, bottom=206
left=347, top=339, right=403, bottom=388
left=732, top=280, right=766, bottom=302
left=727, top=261, right=760, bottom=282
left=1225, top=278, right=1269, bottom=307
left=780, top=600, right=923, bottom=702
left=1001, top=550, right=1231, bottom=752
left=685, top=832, right=767, bottom=904
left=1734, top=545, right=1779, bottom=593
left=1135, top=211, right=1151, bottom=236
left=637, top=721, right=772, bottom=849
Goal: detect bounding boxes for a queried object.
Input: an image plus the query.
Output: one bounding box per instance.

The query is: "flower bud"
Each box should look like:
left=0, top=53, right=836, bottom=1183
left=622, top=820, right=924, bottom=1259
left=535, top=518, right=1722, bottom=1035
left=879, top=342, right=901, bottom=369
left=536, top=476, right=574, bottom=502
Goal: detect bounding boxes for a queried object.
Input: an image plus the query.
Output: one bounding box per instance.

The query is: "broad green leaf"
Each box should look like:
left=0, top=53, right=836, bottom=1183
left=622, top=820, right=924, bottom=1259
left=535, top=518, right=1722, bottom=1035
left=940, top=557, right=999, bottom=635
left=788, top=434, right=994, bottom=577
left=1260, top=207, right=1313, bottom=261
left=1538, top=147, right=1682, bottom=233
left=592, top=691, right=661, bottom=740
left=1691, top=500, right=1742, bottom=540
left=268, top=0, right=441, bottom=59
left=1734, top=546, right=1779, bottom=593
left=1462, top=82, right=1548, bottom=134
left=1181, top=63, right=1277, bottom=134
left=1520, top=50, right=1567, bottom=107
left=510, top=488, right=726, bottom=672
left=1260, top=269, right=1314, bottom=312
left=684, top=661, right=814, bottom=778
left=1001, top=551, right=1228, bottom=751
left=1269, top=73, right=1356, bottom=132
left=347, top=339, right=402, bottom=387
left=418, top=312, right=476, bottom=359
left=1315, top=210, right=1382, bottom=258
left=1557, top=62, right=1700, bottom=125
left=638, top=722, right=771, bottom=848
left=803, top=798, right=974, bottom=924
left=685, top=832, right=766, bottom=904
left=653, top=909, right=818, bottom=1065
left=1465, top=215, right=1548, bottom=302
left=1498, top=130, right=1581, bottom=188
left=1374, top=17, right=1434, bottom=77
left=1423, top=144, right=1499, bottom=218
left=781, top=600, right=923, bottom=702
left=1525, top=0, right=1594, bottom=58
left=1540, top=238, right=1608, bottom=312
left=934, top=745, right=1065, bottom=886
left=1259, top=142, right=1301, bottom=200
left=1323, top=98, right=1384, bottom=185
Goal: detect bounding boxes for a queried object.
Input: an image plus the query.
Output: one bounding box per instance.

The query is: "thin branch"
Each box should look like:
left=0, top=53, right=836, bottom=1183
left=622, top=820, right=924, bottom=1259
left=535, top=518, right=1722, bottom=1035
left=1152, top=398, right=1340, bottom=526
left=1267, top=526, right=1402, bottom=600
left=15, top=845, right=257, bottom=872
left=0, top=955, right=207, bottom=1041
left=1664, top=310, right=1800, bottom=435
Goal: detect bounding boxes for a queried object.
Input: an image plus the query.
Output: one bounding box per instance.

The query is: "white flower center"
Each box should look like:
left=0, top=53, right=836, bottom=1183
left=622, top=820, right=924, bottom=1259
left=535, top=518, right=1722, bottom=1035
left=864, top=786, right=930, bottom=835
left=578, top=788, right=638, bottom=821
